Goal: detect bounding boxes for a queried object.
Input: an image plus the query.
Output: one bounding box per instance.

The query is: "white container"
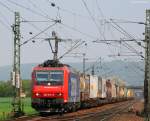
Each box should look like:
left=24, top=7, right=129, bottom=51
left=110, top=79, right=117, bottom=98
left=100, top=78, right=107, bottom=98
left=89, top=75, right=98, bottom=98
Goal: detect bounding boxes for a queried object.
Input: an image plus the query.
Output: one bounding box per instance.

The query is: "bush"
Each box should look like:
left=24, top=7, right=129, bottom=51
left=0, top=80, right=31, bottom=97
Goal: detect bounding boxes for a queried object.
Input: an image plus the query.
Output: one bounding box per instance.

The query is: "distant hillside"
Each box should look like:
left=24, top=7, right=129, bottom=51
left=0, top=63, right=37, bottom=81
left=0, top=60, right=144, bottom=86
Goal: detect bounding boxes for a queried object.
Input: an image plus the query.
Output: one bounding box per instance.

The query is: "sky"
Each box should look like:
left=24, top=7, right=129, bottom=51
left=0, top=0, right=149, bottom=67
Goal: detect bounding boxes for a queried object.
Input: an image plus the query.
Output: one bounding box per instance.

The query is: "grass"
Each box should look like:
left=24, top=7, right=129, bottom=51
left=0, top=97, right=37, bottom=120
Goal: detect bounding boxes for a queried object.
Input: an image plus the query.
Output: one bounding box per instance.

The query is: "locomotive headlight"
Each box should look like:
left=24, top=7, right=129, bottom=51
left=35, top=93, right=40, bottom=96
left=59, top=93, right=63, bottom=96
left=64, top=100, right=67, bottom=103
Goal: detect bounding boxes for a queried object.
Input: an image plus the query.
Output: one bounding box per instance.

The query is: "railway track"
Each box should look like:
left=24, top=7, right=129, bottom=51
left=78, top=100, right=135, bottom=121
left=52, top=100, right=135, bottom=121
left=12, top=100, right=135, bottom=121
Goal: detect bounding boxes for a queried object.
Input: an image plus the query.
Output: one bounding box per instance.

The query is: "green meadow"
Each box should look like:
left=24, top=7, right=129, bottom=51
left=0, top=97, right=37, bottom=120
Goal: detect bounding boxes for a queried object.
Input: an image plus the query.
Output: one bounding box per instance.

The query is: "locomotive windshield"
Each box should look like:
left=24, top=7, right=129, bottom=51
left=36, top=70, right=64, bottom=86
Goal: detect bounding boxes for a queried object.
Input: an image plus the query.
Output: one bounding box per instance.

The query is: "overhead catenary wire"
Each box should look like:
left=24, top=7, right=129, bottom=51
left=104, top=21, right=144, bottom=58
left=46, top=0, right=103, bottom=21
left=0, top=0, right=144, bottom=72
left=97, top=38, right=144, bottom=58
left=60, top=23, right=98, bottom=40
left=95, top=0, right=107, bottom=36
left=3, top=0, right=93, bottom=43
left=92, top=0, right=123, bottom=60
left=1, top=0, right=144, bottom=52
left=4, top=0, right=141, bottom=46
left=0, top=2, right=14, bottom=31
left=84, top=57, right=118, bottom=77
left=79, top=0, right=120, bottom=74
left=20, top=22, right=57, bottom=46
left=46, top=0, right=146, bottom=28
left=81, top=0, right=105, bottom=40
left=21, top=18, right=58, bottom=39
left=95, top=0, right=105, bottom=18
left=0, top=1, right=88, bottom=60
left=45, top=0, right=144, bottom=82
left=47, top=0, right=141, bottom=61
left=0, top=11, right=11, bottom=26
left=106, top=18, right=146, bottom=25
left=121, top=42, right=142, bottom=55
left=0, top=1, right=59, bottom=48
left=94, top=1, right=144, bottom=77
left=85, top=57, right=101, bottom=72
left=110, top=23, right=145, bottom=52
left=96, top=1, right=142, bottom=64
left=104, top=20, right=142, bottom=54
left=7, top=0, right=55, bottom=21
left=21, top=20, right=53, bottom=23
left=0, top=20, right=10, bottom=30
left=0, top=1, right=14, bottom=13
left=5, top=0, right=101, bottom=43
left=110, top=19, right=145, bottom=48
left=95, top=1, right=144, bottom=59
left=0, top=18, right=11, bottom=31
left=58, top=40, right=85, bottom=60
left=122, top=42, right=144, bottom=58
left=58, top=40, right=81, bottom=59
left=28, top=0, right=50, bottom=17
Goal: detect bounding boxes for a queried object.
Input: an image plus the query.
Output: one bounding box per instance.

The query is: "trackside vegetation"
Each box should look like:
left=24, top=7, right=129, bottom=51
left=0, top=80, right=36, bottom=120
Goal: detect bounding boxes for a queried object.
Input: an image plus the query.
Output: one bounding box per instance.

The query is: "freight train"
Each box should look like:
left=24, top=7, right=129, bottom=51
left=31, top=60, right=134, bottom=113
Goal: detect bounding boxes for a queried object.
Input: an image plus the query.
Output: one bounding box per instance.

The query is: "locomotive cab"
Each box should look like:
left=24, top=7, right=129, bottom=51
left=32, top=70, right=64, bottom=98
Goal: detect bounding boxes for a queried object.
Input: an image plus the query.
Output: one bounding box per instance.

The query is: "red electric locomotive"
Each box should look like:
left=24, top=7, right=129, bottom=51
left=31, top=60, right=80, bottom=113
